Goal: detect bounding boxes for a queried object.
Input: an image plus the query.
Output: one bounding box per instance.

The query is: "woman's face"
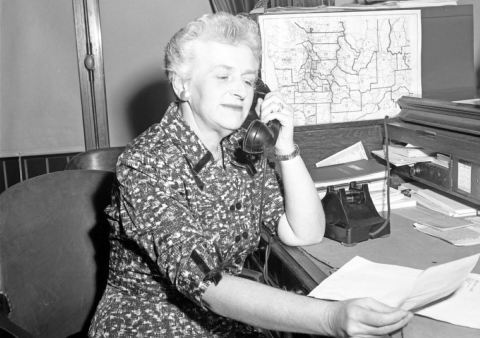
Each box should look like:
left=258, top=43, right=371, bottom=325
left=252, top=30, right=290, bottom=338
left=184, top=40, right=259, bottom=137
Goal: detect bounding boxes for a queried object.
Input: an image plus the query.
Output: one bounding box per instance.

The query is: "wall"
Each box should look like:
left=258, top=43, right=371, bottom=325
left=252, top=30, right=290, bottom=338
left=0, top=0, right=85, bottom=157
left=458, top=0, right=480, bottom=97
left=100, top=0, right=214, bottom=147
left=102, top=1, right=480, bottom=147
left=1, top=1, right=478, bottom=154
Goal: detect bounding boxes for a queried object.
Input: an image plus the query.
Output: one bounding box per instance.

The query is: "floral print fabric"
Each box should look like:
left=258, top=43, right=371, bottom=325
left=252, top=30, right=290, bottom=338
left=88, top=103, right=284, bottom=337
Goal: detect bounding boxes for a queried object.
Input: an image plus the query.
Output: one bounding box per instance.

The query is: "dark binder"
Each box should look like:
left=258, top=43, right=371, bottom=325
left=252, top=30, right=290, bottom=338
left=308, top=159, right=386, bottom=185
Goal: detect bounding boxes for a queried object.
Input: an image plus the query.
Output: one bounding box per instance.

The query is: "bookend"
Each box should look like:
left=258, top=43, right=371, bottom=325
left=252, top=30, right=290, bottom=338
left=322, top=182, right=390, bottom=246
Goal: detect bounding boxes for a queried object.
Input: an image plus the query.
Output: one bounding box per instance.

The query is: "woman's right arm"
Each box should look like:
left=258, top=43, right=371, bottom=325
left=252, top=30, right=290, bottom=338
left=203, top=274, right=413, bottom=337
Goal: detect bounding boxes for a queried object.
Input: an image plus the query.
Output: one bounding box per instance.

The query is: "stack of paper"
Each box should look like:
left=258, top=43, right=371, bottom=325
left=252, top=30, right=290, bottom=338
left=413, top=223, right=480, bottom=246
left=370, top=187, right=417, bottom=212
left=387, top=144, right=436, bottom=158
left=402, top=205, right=472, bottom=230
left=385, top=0, right=458, bottom=8
left=309, top=159, right=386, bottom=189
left=416, top=189, right=477, bottom=217
left=372, top=149, right=436, bottom=166
left=351, top=0, right=458, bottom=9
left=431, top=153, right=450, bottom=168
left=309, top=254, right=480, bottom=329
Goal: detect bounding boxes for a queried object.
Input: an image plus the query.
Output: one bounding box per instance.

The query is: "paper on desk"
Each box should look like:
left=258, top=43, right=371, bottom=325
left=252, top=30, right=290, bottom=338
left=308, top=256, right=419, bottom=307
left=400, top=205, right=473, bottom=231
left=413, top=223, right=480, bottom=246
left=371, top=149, right=436, bottom=166
left=416, top=273, right=480, bottom=330
left=316, top=141, right=367, bottom=167
left=401, top=254, right=479, bottom=311
left=309, top=254, right=480, bottom=328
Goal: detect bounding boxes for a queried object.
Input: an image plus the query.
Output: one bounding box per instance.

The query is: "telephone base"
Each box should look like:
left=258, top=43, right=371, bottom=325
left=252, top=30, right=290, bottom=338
left=322, top=182, right=390, bottom=246
left=325, top=220, right=391, bottom=246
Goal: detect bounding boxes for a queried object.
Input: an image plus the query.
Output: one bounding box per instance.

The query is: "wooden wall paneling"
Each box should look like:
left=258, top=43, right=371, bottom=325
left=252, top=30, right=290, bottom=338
left=72, top=0, right=109, bottom=150
left=293, top=120, right=385, bottom=169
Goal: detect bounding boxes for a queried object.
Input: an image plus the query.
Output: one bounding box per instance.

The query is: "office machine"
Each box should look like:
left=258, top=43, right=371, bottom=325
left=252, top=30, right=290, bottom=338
left=322, top=182, right=390, bottom=246
left=387, top=96, right=480, bottom=206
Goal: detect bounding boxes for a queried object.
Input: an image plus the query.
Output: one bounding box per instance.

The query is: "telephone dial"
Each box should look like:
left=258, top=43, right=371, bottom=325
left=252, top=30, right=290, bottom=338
left=243, top=81, right=281, bottom=154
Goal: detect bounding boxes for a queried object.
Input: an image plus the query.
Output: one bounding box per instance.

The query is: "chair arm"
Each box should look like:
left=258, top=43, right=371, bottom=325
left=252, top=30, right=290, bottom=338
left=0, top=294, right=35, bottom=338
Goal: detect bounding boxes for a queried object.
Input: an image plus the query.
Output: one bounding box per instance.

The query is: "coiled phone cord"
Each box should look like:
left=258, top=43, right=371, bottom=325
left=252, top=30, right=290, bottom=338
left=257, top=145, right=273, bottom=286
left=369, top=115, right=391, bottom=237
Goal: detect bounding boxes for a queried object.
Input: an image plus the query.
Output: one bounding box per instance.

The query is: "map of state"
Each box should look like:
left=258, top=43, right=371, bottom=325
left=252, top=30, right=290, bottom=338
left=258, top=10, right=422, bottom=126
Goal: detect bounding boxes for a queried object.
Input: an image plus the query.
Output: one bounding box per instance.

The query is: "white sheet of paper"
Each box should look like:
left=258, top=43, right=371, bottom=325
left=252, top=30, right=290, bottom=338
left=315, top=141, right=368, bottom=167
left=308, top=254, right=480, bottom=328
left=416, top=273, right=480, bottom=329
left=308, top=256, right=420, bottom=308
left=401, top=254, right=479, bottom=310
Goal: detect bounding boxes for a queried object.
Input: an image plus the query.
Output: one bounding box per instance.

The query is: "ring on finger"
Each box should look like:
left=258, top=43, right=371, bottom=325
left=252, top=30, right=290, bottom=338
left=277, top=102, right=284, bottom=113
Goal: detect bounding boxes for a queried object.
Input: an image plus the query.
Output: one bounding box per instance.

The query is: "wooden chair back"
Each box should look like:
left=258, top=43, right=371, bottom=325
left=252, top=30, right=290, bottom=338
left=0, top=170, right=114, bottom=338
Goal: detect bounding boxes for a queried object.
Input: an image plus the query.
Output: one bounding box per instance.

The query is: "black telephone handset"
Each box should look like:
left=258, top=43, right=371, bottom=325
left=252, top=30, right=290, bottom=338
left=243, top=81, right=281, bottom=154
left=242, top=80, right=280, bottom=286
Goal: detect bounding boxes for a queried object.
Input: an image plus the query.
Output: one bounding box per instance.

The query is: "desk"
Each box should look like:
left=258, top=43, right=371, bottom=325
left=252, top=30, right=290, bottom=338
left=254, top=209, right=480, bottom=338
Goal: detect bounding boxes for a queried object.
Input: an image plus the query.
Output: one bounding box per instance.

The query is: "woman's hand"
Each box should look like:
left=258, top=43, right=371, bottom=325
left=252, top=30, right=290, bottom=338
left=255, top=91, right=295, bottom=155
left=324, top=298, right=413, bottom=338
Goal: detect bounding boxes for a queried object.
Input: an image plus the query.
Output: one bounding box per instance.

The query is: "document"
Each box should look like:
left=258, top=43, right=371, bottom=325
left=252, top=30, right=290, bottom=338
left=401, top=205, right=473, bottom=231
left=386, top=144, right=435, bottom=157
left=309, top=159, right=386, bottom=189
left=416, top=189, right=477, bottom=217
left=415, top=273, right=480, bottom=329
left=315, top=141, right=368, bottom=167
left=309, top=254, right=480, bottom=328
left=413, top=223, right=480, bottom=246
left=372, top=149, right=436, bottom=166
left=258, top=10, right=421, bottom=125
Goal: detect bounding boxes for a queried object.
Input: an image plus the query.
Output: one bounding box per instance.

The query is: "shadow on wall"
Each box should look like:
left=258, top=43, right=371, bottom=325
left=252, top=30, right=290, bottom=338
left=127, top=79, right=176, bottom=138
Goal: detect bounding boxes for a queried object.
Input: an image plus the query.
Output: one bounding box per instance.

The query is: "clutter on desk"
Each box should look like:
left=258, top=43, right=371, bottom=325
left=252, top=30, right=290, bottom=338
left=370, top=186, right=416, bottom=212
left=309, top=159, right=386, bottom=189
left=400, top=182, right=478, bottom=217
left=397, top=182, right=480, bottom=245
left=313, top=145, right=416, bottom=213
left=308, top=254, right=480, bottom=329
left=372, top=148, right=436, bottom=166
left=431, top=153, right=450, bottom=168
left=416, top=189, right=477, bottom=217
left=401, top=205, right=473, bottom=231
left=386, top=143, right=435, bottom=157
left=373, top=146, right=451, bottom=168
left=351, top=0, right=458, bottom=9
left=413, top=223, right=480, bottom=246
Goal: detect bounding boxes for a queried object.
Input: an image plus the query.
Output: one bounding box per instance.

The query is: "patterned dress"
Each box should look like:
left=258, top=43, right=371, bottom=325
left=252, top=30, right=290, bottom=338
left=88, top=103, right=284, bottom=337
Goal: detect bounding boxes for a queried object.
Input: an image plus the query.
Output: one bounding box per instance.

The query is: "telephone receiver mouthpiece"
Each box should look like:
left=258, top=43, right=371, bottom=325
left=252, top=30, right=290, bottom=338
left=243, top=119, right=281, bottom=154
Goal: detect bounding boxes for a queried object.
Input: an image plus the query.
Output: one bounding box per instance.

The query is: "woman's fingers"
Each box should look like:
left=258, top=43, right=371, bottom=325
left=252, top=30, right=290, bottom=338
left=327, top=298, right=413, bottom=338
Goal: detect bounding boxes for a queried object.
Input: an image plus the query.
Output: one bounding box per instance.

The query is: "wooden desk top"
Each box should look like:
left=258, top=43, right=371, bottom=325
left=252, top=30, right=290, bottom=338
left=296, top=209, right=480, bottom=338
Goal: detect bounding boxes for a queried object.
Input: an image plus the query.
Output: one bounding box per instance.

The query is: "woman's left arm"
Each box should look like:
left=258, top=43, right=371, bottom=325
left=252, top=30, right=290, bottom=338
left=257, top=91, right=325, bottom=246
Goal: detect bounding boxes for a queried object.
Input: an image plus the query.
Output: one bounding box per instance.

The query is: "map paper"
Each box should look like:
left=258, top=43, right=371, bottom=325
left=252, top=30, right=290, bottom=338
left=258, top=10, right=422, bottom=126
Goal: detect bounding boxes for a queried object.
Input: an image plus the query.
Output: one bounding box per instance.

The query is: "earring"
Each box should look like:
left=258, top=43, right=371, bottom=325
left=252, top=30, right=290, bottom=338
left=179, top=90, right=191, bottom=101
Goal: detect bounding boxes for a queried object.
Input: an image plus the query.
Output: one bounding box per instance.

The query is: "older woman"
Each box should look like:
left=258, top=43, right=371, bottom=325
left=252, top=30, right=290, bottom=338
left=88, top=12, right=412, bottom=337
